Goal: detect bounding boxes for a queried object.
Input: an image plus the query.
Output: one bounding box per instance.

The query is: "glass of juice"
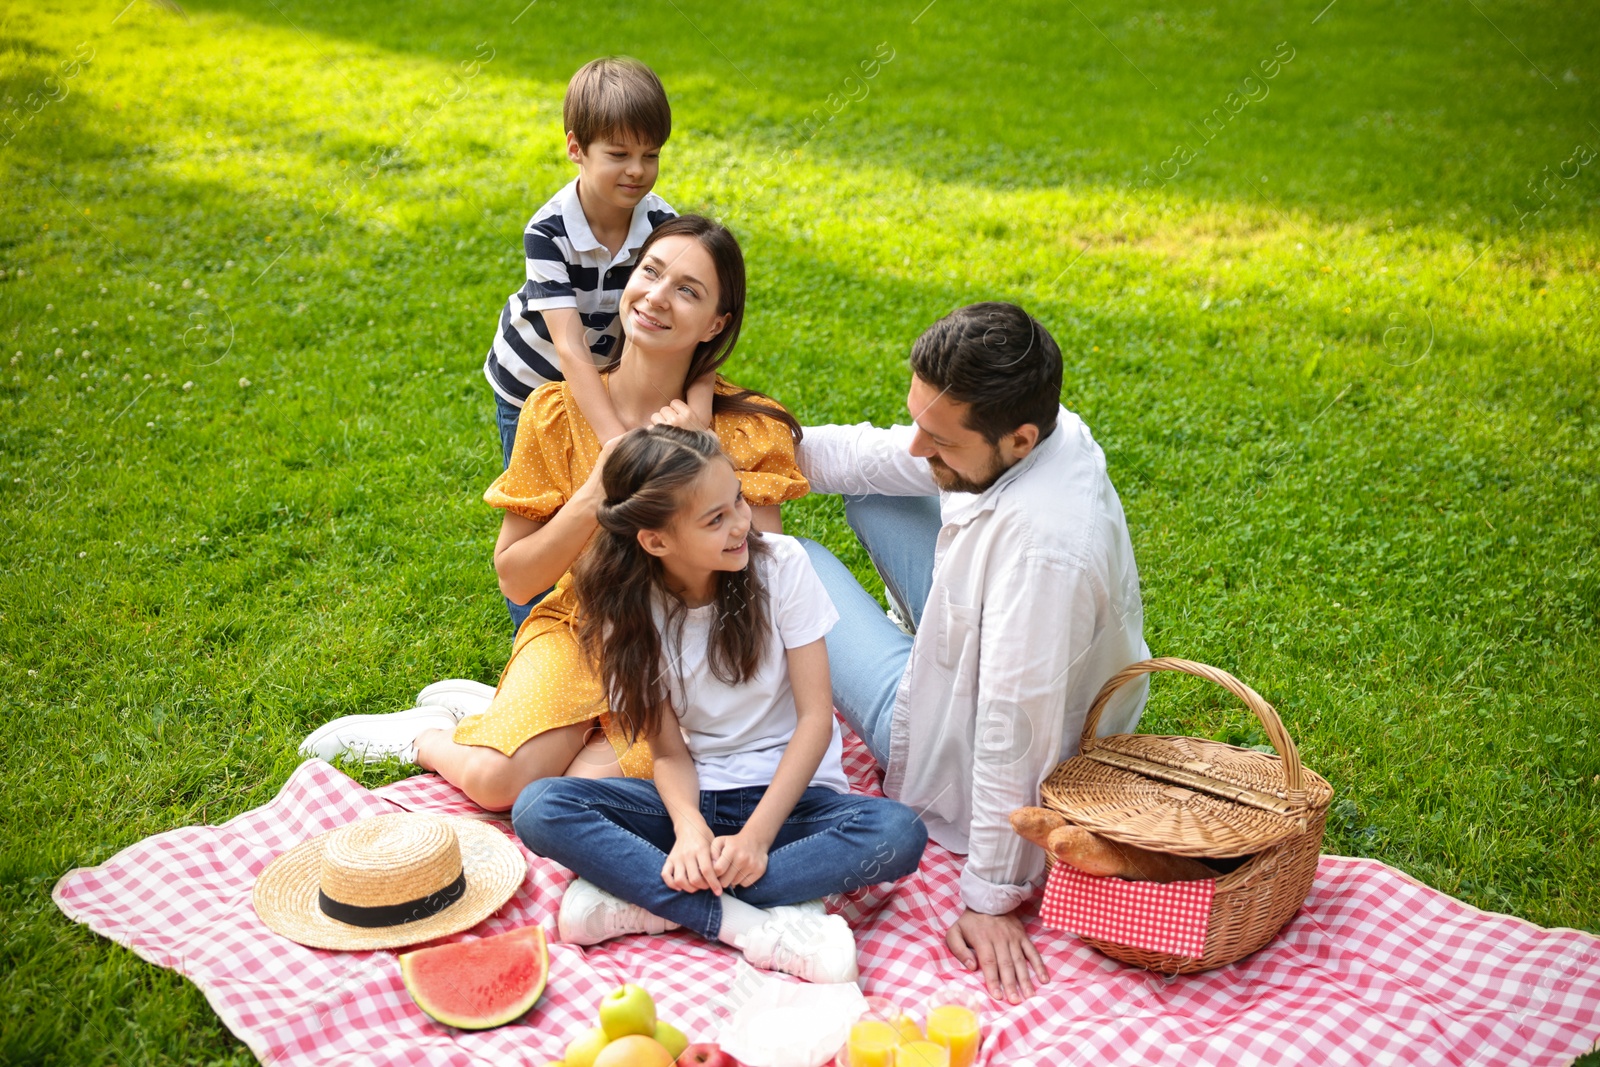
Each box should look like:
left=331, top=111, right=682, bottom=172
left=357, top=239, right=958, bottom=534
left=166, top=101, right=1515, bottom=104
left=841, top=998, right=906, bottom=1067
left=895, top=1041, right=951, bottom=1067
left=843, top=1018, right=900, bottom=1067
left=923, top=987, right=984, bottom=1067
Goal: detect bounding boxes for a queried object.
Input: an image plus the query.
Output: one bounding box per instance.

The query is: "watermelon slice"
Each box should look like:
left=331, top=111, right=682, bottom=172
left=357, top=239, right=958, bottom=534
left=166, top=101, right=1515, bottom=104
left=399, top=925, right=549, bottom=1030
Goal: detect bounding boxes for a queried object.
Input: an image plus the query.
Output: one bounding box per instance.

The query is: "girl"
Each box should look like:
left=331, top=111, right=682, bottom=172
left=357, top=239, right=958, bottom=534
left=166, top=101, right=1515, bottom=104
left=513, top=426, right=927, bottom=983
left=299, top=217, right=810, bottom=808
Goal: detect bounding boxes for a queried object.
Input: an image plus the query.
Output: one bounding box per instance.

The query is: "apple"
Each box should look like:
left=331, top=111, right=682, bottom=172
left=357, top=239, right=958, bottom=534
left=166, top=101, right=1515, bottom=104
left=565, top=1026, right=611, bottom=1067
left=599, top=984, right=658, bottom=1040
left=593, top=1035, right=674, bottom=1067
left=676, top=1043, right=740, bottom=1067
left=653, top=1021, right=689, bottom=1060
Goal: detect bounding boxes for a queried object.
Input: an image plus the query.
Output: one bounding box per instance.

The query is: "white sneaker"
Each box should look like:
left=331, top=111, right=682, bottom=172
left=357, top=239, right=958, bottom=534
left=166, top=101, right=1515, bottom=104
left=558, top=878, right=680, bottom=946
left=413, top=679, right=497, bottom=722
left=297, top=707, right=458, bottom=765
left=742, top=911, right=859, bottom=984
left=885, top=603, right=915, bottom=637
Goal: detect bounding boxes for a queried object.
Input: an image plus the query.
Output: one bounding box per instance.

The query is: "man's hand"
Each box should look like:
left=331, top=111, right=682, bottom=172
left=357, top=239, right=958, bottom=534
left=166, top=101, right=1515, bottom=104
left=945, top=908, right=1049, bottom=1004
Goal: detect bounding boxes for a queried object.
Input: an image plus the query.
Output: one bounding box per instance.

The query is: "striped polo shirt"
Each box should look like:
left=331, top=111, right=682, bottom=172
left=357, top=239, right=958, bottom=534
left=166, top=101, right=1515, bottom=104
left=483, top=178, right=676, bottom=406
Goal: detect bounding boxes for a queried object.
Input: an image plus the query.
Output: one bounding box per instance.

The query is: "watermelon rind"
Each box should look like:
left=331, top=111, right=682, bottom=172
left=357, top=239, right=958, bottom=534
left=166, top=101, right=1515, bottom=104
left=399, top=925, right=549, bottom=1030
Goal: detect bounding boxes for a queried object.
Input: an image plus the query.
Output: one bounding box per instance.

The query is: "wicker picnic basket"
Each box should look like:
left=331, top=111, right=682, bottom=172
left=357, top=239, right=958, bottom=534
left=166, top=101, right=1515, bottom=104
left=1039, top=657, right=1334, bottom=973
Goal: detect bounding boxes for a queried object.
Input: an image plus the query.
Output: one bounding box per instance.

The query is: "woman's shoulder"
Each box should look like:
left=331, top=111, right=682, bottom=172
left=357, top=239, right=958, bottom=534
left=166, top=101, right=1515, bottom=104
left=484, top=382, right=585, bottom=520
left=709, top=379, right=795, bottom=445
left=707, top=379, right=809, bottom=504
left=519, top=380, right=601, bottom=455
left=523, top=380, right=576, bottom=428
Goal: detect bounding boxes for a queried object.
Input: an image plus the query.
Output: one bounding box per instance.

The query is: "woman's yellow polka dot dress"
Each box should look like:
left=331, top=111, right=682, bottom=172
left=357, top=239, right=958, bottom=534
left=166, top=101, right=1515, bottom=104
left=453, top=377, right=810, bottom=778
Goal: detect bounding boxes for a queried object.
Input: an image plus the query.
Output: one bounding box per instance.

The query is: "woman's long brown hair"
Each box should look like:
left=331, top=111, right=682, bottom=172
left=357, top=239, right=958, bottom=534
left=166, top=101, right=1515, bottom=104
left=571, top=425, right=772, bottom=743
left=610, top=214, right=803, bottom=443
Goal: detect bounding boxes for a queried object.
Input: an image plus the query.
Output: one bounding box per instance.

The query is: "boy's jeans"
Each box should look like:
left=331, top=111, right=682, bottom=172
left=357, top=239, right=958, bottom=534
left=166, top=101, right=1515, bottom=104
left=494, top=392, right=546, bottom=633
left=798, top=494, right=942, bottom=767
left=513, top=778, right=927, bottom=939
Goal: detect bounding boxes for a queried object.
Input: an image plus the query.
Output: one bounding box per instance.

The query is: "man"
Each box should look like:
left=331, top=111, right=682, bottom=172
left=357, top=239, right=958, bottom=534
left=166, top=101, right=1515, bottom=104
left=797, top=301, right=1149, bottom=1003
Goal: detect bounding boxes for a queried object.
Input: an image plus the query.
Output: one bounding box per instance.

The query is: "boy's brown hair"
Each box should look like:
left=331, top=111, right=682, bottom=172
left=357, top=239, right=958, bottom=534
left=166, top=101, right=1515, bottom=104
left=564, top=57, right=671, bottom=150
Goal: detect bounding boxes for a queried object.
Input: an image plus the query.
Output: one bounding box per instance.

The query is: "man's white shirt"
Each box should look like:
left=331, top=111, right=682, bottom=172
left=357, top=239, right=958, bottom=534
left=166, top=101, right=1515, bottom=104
left=797, top=407, right=1149, bottom=916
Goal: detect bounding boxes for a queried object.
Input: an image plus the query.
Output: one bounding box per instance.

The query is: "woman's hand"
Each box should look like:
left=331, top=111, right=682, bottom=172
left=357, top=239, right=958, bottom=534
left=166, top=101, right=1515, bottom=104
left=662, top=825, right=721, bottom=895
left=649, top=399, right=708, bottom=432
left=711, top=832, right=771, bottom=889
left=494, top=435, right=622, bottom=602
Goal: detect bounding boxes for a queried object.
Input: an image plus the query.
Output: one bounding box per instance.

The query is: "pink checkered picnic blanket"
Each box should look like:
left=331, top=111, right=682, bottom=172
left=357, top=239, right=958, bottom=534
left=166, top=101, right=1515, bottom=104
left=55, top=726, right=1600, bottom=1066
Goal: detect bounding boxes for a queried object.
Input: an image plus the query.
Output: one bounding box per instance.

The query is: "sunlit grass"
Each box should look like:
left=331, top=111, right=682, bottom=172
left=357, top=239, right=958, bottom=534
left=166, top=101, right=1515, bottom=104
left=2, top=0, right=1597, bottom=1061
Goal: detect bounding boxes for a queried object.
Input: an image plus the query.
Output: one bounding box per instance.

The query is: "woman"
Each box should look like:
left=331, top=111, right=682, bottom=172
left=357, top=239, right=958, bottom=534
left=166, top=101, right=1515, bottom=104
left=299, top=216, right=809, bottom=809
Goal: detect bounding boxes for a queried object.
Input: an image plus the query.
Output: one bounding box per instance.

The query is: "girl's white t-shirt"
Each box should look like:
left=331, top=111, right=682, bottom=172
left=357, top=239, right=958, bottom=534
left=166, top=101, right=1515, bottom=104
left=657, top=534, right=847, bottom=793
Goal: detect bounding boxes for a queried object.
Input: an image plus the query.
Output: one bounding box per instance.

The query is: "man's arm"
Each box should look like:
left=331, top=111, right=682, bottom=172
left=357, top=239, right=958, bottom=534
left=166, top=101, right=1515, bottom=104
left=948, top=548, right=1102, bottom=1001
left=798, top=423, right=940, bottom=497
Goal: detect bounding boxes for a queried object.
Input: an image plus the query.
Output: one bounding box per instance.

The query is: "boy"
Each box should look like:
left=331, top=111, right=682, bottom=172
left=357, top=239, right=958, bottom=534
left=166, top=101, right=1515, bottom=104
left=483, top=56, right=712, bottom=629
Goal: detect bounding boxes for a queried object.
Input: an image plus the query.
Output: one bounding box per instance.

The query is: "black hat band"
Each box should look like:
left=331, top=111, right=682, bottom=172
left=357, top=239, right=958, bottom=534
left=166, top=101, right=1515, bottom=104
left=317, top=870, right=467, bottom=928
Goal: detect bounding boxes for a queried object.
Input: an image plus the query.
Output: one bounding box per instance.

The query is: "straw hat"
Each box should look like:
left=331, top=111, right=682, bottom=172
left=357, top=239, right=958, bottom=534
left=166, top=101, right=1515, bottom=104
left=252, top=812, right=526, bottom=951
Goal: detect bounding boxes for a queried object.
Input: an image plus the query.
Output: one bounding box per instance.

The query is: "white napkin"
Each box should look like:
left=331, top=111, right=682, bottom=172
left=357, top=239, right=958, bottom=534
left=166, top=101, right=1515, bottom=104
left=714, top=961, right=869, bottom=1067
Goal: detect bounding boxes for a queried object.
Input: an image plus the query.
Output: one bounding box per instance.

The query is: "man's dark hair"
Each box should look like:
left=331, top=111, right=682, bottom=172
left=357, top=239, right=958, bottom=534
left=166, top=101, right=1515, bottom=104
left=908, top=302, right=1062, bottom=443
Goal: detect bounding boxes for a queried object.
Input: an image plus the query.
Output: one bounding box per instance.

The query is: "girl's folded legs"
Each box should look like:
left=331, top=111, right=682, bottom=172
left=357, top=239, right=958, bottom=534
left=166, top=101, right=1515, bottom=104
left=518, top=779, right=922, bottom=984
left=556, top=874, right=858, bottom=983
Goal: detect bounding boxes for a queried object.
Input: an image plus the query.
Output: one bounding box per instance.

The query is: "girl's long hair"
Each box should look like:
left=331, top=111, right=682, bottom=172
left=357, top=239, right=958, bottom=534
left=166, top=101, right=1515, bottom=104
left=571, top=425, right=772, bottom=743
left=610, top=214, right=802, bottom=443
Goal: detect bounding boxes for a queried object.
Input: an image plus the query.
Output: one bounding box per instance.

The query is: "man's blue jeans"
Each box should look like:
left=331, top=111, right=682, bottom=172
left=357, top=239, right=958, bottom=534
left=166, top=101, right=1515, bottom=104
left=799, top=494, right=942, bottom=768
left=513, top=777, right=927, bottom=939
left=494, top=392, right=545, bottom=633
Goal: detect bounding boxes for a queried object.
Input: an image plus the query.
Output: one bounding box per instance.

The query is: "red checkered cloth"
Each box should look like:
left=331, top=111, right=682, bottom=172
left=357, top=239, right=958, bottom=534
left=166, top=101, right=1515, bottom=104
left=54, top=724, right=1600, bottom=1066
left=1039, top=864, right=1216, bottom=959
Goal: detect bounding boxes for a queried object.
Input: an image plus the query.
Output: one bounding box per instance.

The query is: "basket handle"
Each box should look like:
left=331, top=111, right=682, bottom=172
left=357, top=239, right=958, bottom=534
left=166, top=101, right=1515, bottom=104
left=1080, top=657, right=1306, bottom=802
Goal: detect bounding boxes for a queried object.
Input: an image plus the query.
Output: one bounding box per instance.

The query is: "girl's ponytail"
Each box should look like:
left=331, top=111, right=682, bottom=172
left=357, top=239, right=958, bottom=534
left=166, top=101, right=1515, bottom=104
left=572, top=425, right=771, bottom=744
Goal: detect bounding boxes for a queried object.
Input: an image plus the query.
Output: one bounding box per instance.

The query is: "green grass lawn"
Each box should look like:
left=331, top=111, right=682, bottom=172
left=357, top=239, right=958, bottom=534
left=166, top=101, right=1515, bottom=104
left=3, top=0, right=1598, bottom=1061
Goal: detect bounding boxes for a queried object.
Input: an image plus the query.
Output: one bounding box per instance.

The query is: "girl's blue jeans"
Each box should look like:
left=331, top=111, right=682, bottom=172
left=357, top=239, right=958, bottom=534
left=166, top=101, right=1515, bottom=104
left=512, top=777, right=928, bottom=939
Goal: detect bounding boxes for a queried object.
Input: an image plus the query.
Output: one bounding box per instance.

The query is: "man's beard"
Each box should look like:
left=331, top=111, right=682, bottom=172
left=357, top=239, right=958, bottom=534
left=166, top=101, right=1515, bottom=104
left=926, top=448, right=1008, bottom=494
